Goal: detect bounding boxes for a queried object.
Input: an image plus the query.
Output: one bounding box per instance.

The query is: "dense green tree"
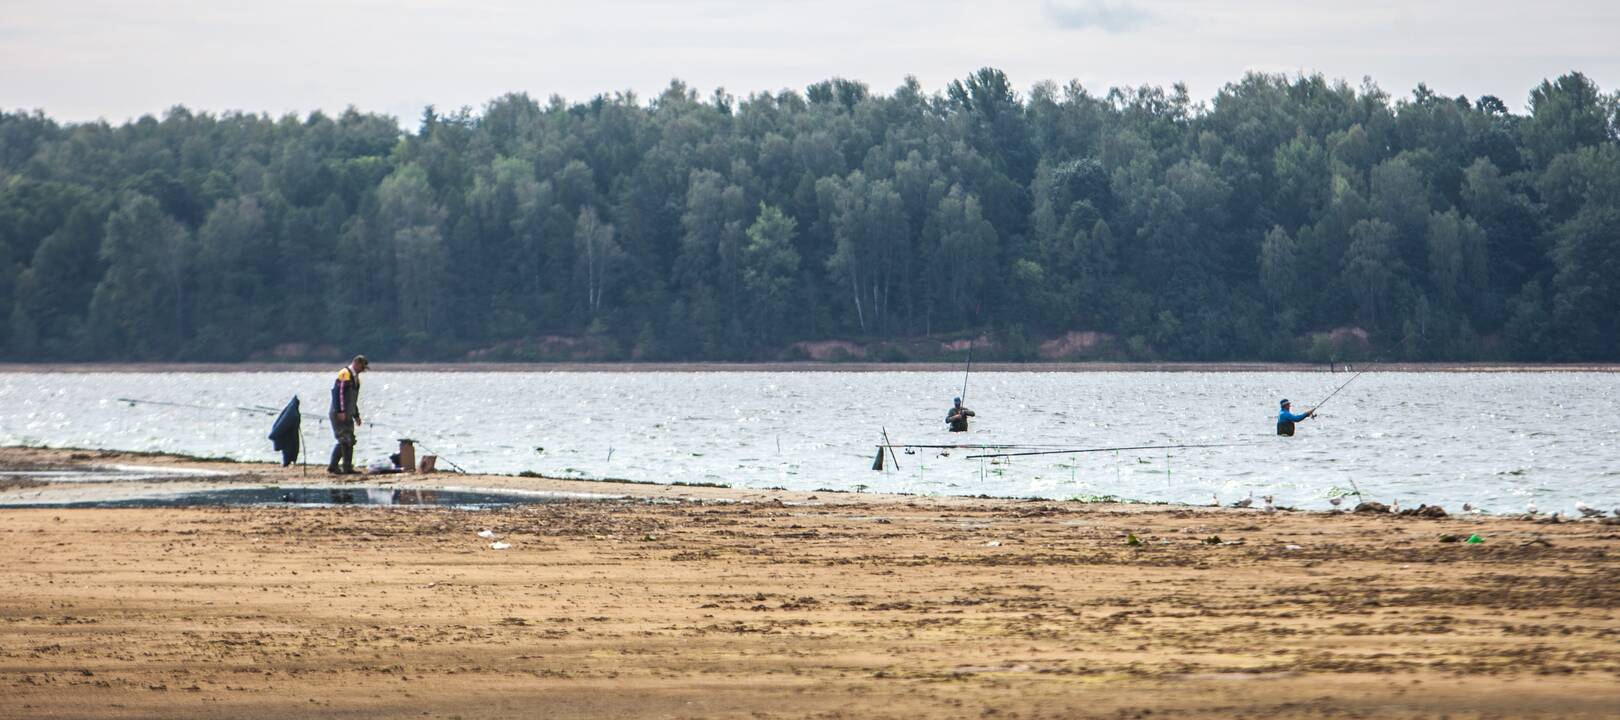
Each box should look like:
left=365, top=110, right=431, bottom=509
left=1259, top=225, right=1299, bottom=305
left=1547, top=145, right=1620, bottom=358
left=574, top=206, right=622, bottom=318
left=376, top=164, right=448, bottom=348
left=925, top=185, right=996, bottom=329
left=741, top=203, right=801, bottom=345
left=191, top=196, right=272, bottom=355
left=86, top=193, right=192, bottom=358
left=1, top=69, right=1617, bottom=361
left=1522, top=72, right=1614, bottom=169
left=823, top=172, right=907, bottom=332
left=1341, top=219, right=1402, bottom=335
left=1425, top=209, right=1487, bottom=307
left=1460, top=158, right=1541, bottom=300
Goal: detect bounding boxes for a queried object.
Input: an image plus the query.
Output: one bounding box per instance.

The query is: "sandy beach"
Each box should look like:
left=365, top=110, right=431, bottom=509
left=1, top=446, right=1617, bottom=719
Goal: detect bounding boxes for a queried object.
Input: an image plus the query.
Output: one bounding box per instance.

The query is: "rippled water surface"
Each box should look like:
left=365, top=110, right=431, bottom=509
left=1, top=370, right=1615, bottom=513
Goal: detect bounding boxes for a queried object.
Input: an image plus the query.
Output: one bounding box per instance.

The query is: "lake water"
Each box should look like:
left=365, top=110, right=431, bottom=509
left=1, top=370, right=1615, bottom=514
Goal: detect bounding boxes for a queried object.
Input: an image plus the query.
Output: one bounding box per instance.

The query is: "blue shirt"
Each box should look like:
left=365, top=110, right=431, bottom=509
left=1278, top=408, right=1310, bottom=424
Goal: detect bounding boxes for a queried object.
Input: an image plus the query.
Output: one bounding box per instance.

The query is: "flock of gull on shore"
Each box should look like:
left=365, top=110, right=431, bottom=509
left=1212, top=490, right=1615, bottom=522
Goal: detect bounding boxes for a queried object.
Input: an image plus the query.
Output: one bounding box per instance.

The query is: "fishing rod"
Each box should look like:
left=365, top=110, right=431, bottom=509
left=873, top=438, right=1071, bottom=471
left=960, top=337, right=973, bottom=405
left=118, top=397, right=285, bottom=417
left=881, top=442, right=1084, bottom=450
left=123, top=395, right=415, bottom=431
left=964, top=441, right=1250, bottom=460
left=409, top=440, right=467, bottom=473
left=1309, top=359, right=1380, bottom=415
left=120, top=396, right=336, bottom=427
left=122, top=395, right=471, bottom=472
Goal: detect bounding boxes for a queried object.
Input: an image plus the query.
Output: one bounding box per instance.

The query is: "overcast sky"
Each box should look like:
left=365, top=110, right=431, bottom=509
left=4, top=0, right=1617, bottom=125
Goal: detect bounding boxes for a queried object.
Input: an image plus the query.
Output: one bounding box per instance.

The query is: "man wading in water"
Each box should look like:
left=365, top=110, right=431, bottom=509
left=1276, top=398, right=1315, bottom=436
left=946, top=397, right=976, bottom=433
left=327, top=355, right=369, bottom=474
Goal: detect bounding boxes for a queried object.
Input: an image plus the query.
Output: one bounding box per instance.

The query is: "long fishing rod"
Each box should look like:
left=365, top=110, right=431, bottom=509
left=121, top=396, right=471, bottom=472
left=121, top=396, right=337, bottom=428
left=960, top=337, right=973, bottom=405
left=118, top=397, right=284, bottom=417
left=965, top=442, right=1250, bottom=460
left=122, top=395, right=414, bottom=430
left=1310, top=359, right=1379, bottom=415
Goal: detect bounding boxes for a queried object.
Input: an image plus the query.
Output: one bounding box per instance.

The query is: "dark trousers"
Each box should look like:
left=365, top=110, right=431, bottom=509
left=328, top=413, right=356, bottom=471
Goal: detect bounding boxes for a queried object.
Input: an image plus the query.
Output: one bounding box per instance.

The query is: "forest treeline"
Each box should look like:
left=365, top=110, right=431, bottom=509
left=2, top=69, right=1618, bottom=362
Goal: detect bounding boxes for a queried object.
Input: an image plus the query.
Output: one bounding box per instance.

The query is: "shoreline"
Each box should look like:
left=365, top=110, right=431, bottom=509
left=2, top=442, right=1608, bottom=515
left=2, top=446, right=1618, bottom=719
left=2, top=360, right=1618, bottom=373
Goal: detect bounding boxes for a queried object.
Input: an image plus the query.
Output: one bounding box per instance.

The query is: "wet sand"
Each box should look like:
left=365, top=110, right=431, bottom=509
left=2, top=446, right=1617, bottom=719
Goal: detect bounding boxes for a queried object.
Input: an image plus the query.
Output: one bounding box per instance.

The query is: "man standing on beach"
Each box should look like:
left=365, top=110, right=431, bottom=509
left=1276, top=398, right=1315, bottom=436
left=946, top=397, right=975, bottom=433
left=328, top=354, right=369, bottom=474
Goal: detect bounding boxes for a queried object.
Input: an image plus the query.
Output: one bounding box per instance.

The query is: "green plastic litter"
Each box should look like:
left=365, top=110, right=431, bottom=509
left=1465, top=534, right=1484, bottom=544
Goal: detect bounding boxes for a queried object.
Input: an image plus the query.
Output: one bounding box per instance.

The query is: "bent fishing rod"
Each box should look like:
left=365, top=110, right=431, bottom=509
left=965, top=441, right=1251, bottom=460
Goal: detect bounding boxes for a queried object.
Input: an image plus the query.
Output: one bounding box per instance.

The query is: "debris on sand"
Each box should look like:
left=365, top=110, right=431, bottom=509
left=1399, top=504, right=1448, bottom=519
left=1354, top=501, right=1390, bottom=514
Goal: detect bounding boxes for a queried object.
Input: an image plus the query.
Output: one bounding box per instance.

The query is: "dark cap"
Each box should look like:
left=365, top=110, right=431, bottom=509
left=353, top=354, right=369, bottom=369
